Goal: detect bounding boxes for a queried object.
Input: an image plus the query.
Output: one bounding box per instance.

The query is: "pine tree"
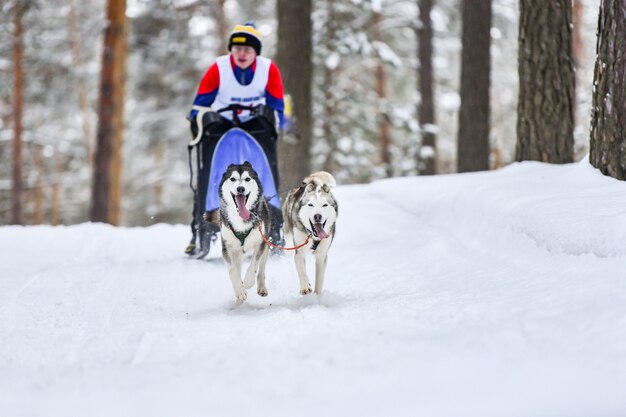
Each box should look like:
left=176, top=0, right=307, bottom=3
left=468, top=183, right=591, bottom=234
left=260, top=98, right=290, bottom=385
left=457, top=0, right=491, bottom=172
left=417, top=0, right=437, bottom=175
left=91, top=0, right=128, bottom=224
left=516, top=0, right=575, bottom=163
left=11, top=1, right=27, bottom=225
left=277, top=0, right=313, bottom=189
left=589, top=0, right=626, bottom=180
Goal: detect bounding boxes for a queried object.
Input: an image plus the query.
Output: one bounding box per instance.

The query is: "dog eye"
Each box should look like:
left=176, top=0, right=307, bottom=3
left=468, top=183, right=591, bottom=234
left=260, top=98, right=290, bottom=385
left=307, top=203, right=314, bottom=207
left=323, top=204, right=329, bottom=207
left=244, top=177, right=251, bottom=182
left=230, top=177, right=236, bottom=182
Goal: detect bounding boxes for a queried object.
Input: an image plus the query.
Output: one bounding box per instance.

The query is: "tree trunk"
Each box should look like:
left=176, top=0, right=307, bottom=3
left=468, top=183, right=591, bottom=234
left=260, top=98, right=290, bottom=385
left=572, top=0, right=585, bottom=69
left=11, top=3, right=25, bottom=225
left=91, top=0, right=127, bottom=224
left=417, top=0, right=437, bottom=175
left=375, top=63, right=392, bottom=177
left=108, top=22, right=127, bottom=226
left=571, top=0, right=584, bottom=127
left=154, top=141, right=164, bottom=208
left=213, top=0, right=229, bottom=55
left=457, top=0, right=491, bottom=173
left=51, top=151, right=63, bottom=226
left=322, top=0, right=339, bottom=175
left=589, top=0, right=626, bottom=179
left=516, top=0, right=575, bottom=163
left=373, top=11, right=392, bottom=178
left=69, top=0, right=95, bottom=164
left=33, top=145, right=45, bottom=225
left=276, top=0, right=313, bottom=189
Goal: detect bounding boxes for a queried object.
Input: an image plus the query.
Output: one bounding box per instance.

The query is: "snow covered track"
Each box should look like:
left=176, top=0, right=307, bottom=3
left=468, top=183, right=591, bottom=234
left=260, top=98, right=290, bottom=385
left=1, top=161, right=625, bottom=417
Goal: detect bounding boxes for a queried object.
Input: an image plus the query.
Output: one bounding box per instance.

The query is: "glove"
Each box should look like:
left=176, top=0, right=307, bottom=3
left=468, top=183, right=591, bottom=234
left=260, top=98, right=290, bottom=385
left=189, top=117, right=199, bottom=138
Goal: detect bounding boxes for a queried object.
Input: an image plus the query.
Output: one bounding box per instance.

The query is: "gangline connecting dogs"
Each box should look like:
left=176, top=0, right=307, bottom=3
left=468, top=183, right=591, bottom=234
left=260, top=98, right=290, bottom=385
left=218, top=164, right=338, bottom=304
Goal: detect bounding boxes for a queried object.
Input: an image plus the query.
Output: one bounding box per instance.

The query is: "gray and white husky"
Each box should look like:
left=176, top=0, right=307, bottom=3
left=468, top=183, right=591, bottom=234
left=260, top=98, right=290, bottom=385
left=283, top=172, right=338, bottom=295
left=219, top=162, right=271, bottom=304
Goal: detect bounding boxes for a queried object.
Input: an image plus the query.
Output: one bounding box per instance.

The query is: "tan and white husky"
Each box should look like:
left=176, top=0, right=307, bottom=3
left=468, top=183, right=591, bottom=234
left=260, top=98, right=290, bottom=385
left=283, top=172, right=338, bottom=295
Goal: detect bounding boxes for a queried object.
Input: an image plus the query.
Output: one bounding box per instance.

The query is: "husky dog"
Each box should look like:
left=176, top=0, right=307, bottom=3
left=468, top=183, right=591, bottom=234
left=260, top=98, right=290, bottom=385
left=219, top=162, right=271, bottom=304
left=283, top=172, right=338, bottom=295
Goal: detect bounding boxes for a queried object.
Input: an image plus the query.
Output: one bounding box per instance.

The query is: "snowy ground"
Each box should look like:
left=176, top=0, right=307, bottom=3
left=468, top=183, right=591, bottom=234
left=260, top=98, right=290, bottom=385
left=1, top=159, right=626, bottom=417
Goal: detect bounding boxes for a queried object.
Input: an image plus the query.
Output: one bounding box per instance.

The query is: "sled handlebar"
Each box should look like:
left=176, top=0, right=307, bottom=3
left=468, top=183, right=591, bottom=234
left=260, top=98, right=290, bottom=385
left=188, top=104, right=276, bottom=148
left=215, top=104, right=267, bottom=126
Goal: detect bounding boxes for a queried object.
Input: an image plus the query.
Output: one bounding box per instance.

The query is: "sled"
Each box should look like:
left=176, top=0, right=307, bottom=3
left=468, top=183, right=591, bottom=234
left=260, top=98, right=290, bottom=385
left=187, top=104, right=281, bottom=258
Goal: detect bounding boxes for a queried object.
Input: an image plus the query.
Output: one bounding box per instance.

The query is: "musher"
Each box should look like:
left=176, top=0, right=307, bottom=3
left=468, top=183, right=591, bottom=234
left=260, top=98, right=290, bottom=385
left=185, top=21, right=286, bottom=257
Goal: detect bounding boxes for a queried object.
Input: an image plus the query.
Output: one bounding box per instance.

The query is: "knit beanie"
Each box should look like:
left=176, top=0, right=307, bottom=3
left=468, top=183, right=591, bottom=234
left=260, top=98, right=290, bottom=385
left=228, top=22, right=262, bottom=55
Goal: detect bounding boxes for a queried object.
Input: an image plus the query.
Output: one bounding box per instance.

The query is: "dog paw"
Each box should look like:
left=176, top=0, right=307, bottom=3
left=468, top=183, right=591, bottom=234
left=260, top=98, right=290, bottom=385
left=300, top=286, right=312, bottom=295
left=235, top=288, right=247, bottom=303
left=257, top=287, right=268, bottom=297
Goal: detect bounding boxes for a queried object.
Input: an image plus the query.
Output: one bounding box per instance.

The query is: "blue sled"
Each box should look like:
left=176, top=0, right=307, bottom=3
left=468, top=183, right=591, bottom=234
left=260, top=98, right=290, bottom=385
left=205, top=127, right=280, bottom=212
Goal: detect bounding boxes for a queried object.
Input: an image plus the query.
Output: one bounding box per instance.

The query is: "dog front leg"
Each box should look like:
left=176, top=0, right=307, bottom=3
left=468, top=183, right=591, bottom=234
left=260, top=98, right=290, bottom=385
left=294, top=249, right=311, bottom=295
left=243, top=257, right=258, bottom=290
left=256, top=247, right=269, bottom=297
left=314, top=253, right=328, bottom=295
left=243, top=245, right=264, bottom=290
left=226, top=248, right=246, bottom=304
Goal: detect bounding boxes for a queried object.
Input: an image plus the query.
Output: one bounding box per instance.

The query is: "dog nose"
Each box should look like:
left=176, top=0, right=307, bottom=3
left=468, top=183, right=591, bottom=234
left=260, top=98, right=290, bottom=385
left=237, top=186, right=245, bottom=194
left=314, top=213, right=322, bottom=223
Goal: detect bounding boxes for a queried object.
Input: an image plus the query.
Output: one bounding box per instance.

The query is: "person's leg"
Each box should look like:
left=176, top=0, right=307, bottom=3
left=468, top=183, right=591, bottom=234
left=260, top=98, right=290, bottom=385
left=246, top=118, right=280, bottom=189
left=196, top=216, right=219, bottom=259
left=185, top=122, right=202, bottom=255
left=268, top=204, right=284, bottom=254
left=184, top=201, right=198, bottom=255
left=242, top=119, right=283, bottom=252
left=195, top=118, right=231, bottom=258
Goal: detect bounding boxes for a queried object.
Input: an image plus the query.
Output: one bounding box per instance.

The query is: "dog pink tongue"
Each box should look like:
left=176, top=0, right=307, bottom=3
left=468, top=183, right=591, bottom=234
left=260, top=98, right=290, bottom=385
left=312, top=223, right=329, bottom=239
left=235, top=194, right=250, bottom=220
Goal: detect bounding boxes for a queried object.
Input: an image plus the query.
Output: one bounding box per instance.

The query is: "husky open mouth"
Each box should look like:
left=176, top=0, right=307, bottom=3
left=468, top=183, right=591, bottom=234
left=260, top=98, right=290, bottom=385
left=284, top=171, right=337, bottom=296
left=232, top=193, right=251, bottom=220
left=309, top=220, right=329, bottom=239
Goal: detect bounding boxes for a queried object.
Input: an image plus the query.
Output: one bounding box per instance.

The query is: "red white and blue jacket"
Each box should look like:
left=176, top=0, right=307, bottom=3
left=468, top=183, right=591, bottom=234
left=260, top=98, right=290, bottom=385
left=190, top=55, right=285, bottom=128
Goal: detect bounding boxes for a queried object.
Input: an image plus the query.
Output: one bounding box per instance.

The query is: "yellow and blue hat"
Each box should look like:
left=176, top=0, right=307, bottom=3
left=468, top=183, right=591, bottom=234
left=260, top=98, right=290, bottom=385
left=228, top=22, right=262, bottom=55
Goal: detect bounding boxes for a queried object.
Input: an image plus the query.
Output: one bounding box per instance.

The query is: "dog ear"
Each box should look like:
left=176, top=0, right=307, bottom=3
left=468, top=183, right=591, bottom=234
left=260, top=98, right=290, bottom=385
left=242, top=161, right=252, bottom=168
left=322, top=184, right=330, bottom=193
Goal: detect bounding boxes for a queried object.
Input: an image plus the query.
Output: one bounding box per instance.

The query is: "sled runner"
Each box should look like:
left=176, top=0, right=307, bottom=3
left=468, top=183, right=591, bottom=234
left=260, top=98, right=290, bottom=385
left=187, top=104, right=283, bottom=259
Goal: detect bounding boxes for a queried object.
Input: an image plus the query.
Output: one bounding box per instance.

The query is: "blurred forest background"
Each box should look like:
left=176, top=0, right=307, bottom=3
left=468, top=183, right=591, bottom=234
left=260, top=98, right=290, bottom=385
left=0, top=0, right=605, bottom=226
